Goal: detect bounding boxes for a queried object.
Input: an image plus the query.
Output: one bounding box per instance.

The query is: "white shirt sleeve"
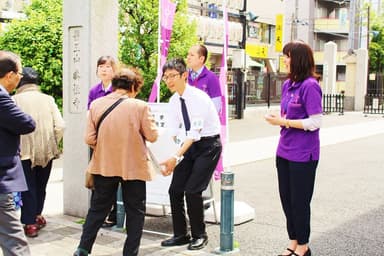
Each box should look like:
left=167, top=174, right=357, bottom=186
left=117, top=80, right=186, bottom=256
left=302, top=114, right=322, bottom=131
left=211, top=96, right=222, bottom=113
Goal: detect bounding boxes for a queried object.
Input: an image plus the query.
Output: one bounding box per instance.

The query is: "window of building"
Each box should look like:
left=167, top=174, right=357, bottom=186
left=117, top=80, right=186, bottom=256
left=336, top=65, right=346, bottom=81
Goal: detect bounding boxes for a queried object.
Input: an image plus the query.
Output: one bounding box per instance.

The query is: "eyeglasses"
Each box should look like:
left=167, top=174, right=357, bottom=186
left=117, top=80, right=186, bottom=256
left=13, top=71, right=24, bottom=77
left=162, top=73, right=181, bottom=82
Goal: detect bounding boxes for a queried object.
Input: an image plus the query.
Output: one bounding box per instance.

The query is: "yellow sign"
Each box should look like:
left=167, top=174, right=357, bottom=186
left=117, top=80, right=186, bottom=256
left=275, top=14, right=284, bottom=52
left=245, top=43, right=268, bottom=58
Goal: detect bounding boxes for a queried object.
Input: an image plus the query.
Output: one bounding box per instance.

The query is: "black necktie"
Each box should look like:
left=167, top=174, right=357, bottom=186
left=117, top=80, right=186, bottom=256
left=180, top=97, right=191, bottom=132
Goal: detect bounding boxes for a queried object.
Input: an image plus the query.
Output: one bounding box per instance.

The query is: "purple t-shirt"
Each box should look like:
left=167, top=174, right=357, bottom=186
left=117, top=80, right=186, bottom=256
left=87, top=82, right=113, bottom=109
left=188, top=66, right=222, bottom=99
left=276, top=77, right=322, bottom=162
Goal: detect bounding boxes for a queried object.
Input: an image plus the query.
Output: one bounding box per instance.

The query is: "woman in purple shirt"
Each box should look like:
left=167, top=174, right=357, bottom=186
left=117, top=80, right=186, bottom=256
left=87, top=56, right=116, bottom=110
left=87, top=55, right=118, bottom=227
left=265, top=41, right=322, bottom=256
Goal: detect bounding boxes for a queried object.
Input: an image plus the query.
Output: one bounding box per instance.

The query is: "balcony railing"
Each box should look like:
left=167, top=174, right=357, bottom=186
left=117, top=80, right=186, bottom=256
left=314, top=18, right=349, bottom=33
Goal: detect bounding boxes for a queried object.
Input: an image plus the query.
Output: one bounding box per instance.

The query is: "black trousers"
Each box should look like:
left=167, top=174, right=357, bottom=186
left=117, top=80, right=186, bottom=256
left=276, top=156, right=318, bottom=245
left=169, top=136, right=222, bottom=238
left=21, top=159, right=52, bottom=225
left=89, top=148, right=117, bottom=223
left=78, top=175, right=146, bottom=256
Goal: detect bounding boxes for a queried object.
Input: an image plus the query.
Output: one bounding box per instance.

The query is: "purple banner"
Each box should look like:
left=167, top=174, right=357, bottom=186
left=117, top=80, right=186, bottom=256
left=149, top=0, right=176, bottom=102
left=214, top=4, right=229, bottom=179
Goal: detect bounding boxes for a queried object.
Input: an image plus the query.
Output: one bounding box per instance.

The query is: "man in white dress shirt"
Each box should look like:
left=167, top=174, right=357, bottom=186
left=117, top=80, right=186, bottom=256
left=160, top=58, right=222, bottom=250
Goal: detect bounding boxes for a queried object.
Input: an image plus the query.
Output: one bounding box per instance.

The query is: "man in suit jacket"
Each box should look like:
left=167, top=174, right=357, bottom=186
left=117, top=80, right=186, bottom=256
left=0, top=50, right=35, bottom=256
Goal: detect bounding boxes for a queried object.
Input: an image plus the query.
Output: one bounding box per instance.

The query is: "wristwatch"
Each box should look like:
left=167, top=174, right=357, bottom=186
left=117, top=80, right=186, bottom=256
left=172, top=154, right=183, bottom=164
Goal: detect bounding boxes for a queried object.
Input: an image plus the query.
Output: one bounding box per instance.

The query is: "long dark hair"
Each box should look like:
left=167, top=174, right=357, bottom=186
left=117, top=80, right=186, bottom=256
left=283, top=41, right=320, bottom=82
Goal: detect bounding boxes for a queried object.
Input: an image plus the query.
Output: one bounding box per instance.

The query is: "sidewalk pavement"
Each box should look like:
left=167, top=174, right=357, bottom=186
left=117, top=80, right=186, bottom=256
left=8, top=108, right=384, bottom=256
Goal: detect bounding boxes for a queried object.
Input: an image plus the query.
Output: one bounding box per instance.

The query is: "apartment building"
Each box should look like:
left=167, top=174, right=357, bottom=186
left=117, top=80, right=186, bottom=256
left=0, top=0, right=28, bottom=27
left=284, top=0, right=362, bottom=92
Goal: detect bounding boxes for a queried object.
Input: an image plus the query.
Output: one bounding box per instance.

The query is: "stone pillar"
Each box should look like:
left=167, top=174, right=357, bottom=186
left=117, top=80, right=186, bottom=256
left=323, top=41, right=337, bottom=94
left=62, top=0, right=118, bottom=217
left=354, top=49, right=368, bottom=111
left=344, top=54, right=357, bottom=110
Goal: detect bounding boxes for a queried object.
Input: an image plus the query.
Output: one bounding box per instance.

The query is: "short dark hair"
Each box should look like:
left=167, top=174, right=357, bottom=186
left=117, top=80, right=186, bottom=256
left=112, top=66, right=144, bottom=93
left=17, top=67, right=39, bottom=88
left=162, top=58, right=187, bottom=74
left=197, top=45, right=208, bottom=63
left=283, top=41, right=319, bottom=82
left=0, top=51, right=20, bottom=78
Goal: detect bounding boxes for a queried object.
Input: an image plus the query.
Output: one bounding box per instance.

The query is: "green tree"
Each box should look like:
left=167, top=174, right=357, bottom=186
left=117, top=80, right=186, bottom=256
left=118, top=0, right=198, bottom=101
left=0, top=0, right=62, bottom=107
left=368, top=24, right=384, bottom=73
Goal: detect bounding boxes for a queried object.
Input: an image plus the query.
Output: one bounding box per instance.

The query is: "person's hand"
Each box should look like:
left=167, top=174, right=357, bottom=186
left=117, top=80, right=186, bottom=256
left=160, top=157, right=177, bottom=176
left=264, top=113, right=283, bottom=126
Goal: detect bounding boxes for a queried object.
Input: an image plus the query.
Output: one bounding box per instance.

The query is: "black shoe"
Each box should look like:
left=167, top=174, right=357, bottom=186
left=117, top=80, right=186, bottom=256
left=73, top=248, right=88, bottom=256
left=161, top=234, right=191, bottom=246
left=101, top=220, right=116, bottom=228
left=188, top=235, right=208, bottom=250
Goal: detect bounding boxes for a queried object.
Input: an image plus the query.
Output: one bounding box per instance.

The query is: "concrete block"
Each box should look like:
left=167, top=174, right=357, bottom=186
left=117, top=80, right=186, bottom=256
left=205, top=201, right=255, bottom=225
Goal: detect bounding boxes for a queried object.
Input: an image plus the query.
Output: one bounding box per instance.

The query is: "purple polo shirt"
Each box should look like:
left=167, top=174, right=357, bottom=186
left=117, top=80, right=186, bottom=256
left=188, top=66, right=222, bottom=99
left=87, top=82, right=113, bottom=109
left=277, top=77, right=322, bottom=162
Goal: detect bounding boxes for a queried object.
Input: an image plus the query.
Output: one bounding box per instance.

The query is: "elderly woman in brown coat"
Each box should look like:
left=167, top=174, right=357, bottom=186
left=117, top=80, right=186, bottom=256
left=73, top=67, right=158, bottom=256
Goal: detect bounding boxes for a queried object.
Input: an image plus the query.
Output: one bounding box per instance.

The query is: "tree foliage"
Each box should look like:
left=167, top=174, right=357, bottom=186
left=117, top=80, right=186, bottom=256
left=369, top=24, right=384, bottom=73
left=0, top=0, right=197, bottom=107
left=368, top=5, right=384, bottom=73
left=118, top=0, right=198, bottom=101
left=0, top=0, right=62, bottom=107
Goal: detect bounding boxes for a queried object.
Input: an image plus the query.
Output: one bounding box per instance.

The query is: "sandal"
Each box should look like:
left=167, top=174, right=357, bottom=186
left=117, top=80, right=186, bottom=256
left=278, top=248, right=295, bottom=256
left=292, top=247, right=311, bottom=256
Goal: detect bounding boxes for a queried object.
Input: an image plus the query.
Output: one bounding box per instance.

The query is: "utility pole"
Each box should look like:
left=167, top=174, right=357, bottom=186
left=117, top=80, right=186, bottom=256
left=348, top=0, right=356, bottom=49
left=291, top=0, right=299, bottom=40
left=367, top=5, right=370, bottom=50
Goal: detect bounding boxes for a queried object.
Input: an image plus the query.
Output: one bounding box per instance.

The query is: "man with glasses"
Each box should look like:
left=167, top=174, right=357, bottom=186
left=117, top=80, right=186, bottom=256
left=0, top=50, right=35, bottom=256
left=160, top=58, right=222, bottom=250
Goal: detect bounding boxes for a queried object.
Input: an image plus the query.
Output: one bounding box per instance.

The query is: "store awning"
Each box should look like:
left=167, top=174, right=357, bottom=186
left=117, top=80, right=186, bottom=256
left=246, top=55, right=264, bottom=68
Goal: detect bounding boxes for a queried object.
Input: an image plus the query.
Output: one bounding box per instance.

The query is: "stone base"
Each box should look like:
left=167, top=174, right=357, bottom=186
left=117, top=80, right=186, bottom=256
left=205, top=201, right=255, bottom=225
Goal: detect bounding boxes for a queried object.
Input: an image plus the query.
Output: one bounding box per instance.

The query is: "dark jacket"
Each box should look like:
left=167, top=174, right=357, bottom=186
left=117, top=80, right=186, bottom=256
left=0, top=86, right=35, bottom=193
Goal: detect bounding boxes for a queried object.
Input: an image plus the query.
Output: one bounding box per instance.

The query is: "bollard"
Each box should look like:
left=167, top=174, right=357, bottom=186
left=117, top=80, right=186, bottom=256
left=115, top=184, right=125, bottom=228
left=220, top=171, right=235, bottom=252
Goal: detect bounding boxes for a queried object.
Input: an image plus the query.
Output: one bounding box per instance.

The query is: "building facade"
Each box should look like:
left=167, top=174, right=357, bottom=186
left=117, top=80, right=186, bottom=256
left=0, top=0, right=28, bottom=28
left=187, top=0, right=285, bottom=108
left=283, top=0, right=368, bottom=93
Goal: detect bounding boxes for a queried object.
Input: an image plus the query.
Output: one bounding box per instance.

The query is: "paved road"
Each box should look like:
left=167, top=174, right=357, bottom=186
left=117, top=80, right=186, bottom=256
left=8, top=110, right=384, bottom=256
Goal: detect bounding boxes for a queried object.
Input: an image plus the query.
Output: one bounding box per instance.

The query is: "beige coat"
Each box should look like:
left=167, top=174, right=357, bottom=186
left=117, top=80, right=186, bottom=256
left=13, top=84, right=65, bottom=167
left=85, top=92, right=158, bottom=181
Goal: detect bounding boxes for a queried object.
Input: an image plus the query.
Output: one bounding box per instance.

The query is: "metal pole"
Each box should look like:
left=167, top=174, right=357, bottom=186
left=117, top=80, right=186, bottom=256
left=267, top=73, right=271, bottom=108
left=115, top=184, right=125, bottom=229
left=219, top=172, right=235, bottom=252
left=367, top=5, right=370, bottom=50
left=235, top=69, right=244, bottom=119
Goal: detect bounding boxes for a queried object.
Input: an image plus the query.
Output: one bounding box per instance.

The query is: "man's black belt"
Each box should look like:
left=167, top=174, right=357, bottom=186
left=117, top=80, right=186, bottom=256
left=200, top=134, right=220, bottom=140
